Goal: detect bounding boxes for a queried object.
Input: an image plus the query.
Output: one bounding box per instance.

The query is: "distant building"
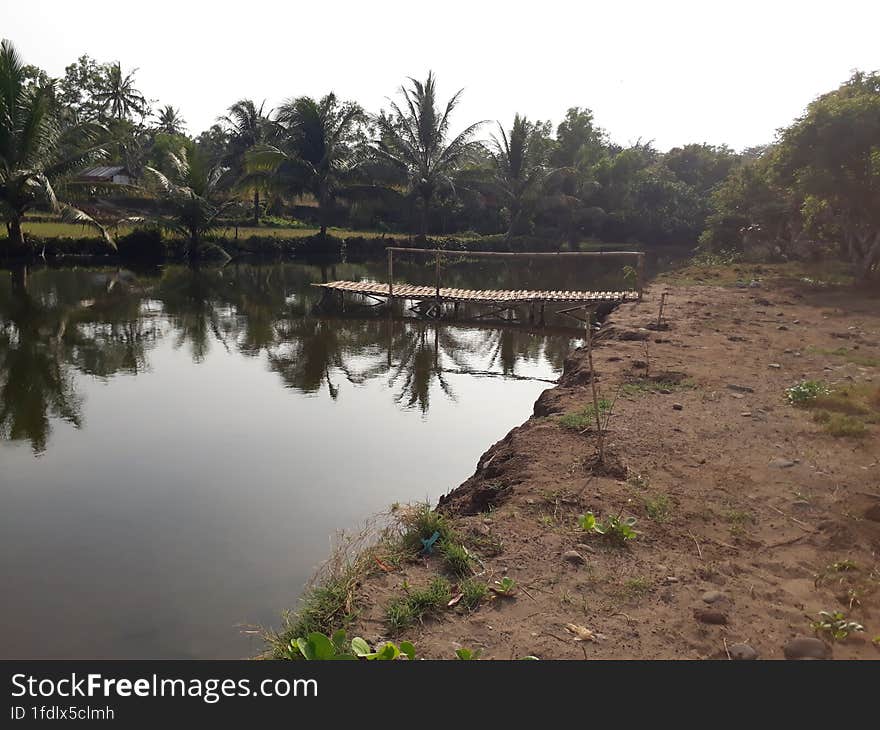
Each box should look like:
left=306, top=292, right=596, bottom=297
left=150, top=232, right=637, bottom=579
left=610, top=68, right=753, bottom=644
left=76, top=165, right=134, bottom=185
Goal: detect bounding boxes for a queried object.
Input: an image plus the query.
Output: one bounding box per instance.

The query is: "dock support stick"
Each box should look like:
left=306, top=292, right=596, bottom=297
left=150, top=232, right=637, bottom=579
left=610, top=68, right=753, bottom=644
left=585, top=306, right=605, bottom=464
left=636, top=253, right=645, bottom=300
left=387, top=248, right=394, bottom=300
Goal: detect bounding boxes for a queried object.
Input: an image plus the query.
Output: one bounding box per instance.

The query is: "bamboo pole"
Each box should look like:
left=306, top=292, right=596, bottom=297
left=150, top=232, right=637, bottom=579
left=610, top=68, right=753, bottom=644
left=585, top=307, right=604, bottom=464
left=636, top=253, right=646, bottom=299
left=387, top=248, right=394, bottom=299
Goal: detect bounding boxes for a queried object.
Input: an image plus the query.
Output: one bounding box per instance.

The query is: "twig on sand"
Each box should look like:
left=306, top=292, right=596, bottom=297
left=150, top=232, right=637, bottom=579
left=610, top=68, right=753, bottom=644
left=722, top=637, right=731, bottom=660
left=611, top=611, right=636, bottom=625
left=768, top=504, right=813, bottom=532
left=518, top=584, right=538, bottom=603
left=688, top=532, right=703, bottom=559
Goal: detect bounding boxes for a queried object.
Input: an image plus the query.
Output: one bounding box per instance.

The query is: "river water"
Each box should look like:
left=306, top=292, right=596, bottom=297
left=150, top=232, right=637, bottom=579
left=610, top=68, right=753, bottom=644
left=0, top=258, right=626, bottom=658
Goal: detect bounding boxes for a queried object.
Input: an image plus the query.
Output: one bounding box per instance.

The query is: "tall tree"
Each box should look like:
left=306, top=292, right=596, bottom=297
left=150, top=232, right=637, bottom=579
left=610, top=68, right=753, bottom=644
left=248, top=94, right=366, bottom=236
left=774, top=71, right=880, bottom=281
left=144, top=147, right=230, bottom=259
left=154, top=105, right=186, bottom=135
left=220, top=99, right=273, bottom=225
left=91, top=62, right=148, bottom=121
left=0, top=40, right=114, bottom=252
left=489, top=114, right=552, bottom=239
left=372, top=72, right=484, bottom=237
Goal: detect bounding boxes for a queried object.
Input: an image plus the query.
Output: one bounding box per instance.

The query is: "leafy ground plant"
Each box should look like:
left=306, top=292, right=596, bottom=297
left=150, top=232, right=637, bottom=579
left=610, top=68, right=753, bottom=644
left=786, top=380, right=830, bottom=406
left=441, top=539, right=475, bottom=577
left=579, top=512, right=638, bottom=545
left=811, top=611, right=865, bottom=641
left=386, top=577, right=452, bottom=632
left=490, top=576, right=517, bottom=597
left=455, top=647, right=482, bottom=660
left=286, top=630, right=416, bottom=661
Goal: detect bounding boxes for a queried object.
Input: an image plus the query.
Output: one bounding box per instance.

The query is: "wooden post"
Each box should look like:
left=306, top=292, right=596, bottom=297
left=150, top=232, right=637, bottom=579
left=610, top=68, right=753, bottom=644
left=585, top=306, right=604, bottom=464
left=387, top=248, right=394, bottom=299
left=636, top=253, right=645, bottom=300
left=435, top=250, right=441, bottom=300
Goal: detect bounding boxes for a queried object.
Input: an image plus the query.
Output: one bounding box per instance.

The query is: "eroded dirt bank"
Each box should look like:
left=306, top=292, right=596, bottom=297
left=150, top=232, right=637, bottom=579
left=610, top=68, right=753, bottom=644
left=344, top=268, right=880, bottom=659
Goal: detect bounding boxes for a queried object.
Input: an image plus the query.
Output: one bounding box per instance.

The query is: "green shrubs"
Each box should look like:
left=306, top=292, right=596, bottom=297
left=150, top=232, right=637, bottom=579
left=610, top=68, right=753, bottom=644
left=460, top=579, right=488, bottom=610
left=786, top=380, right=830, bottom=405
left=282, top=630, right=417, bottom=660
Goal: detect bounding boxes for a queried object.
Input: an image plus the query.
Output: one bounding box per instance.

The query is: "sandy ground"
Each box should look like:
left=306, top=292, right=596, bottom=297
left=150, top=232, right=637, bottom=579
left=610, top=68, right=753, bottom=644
left=345, top=268, right=880, bottom=659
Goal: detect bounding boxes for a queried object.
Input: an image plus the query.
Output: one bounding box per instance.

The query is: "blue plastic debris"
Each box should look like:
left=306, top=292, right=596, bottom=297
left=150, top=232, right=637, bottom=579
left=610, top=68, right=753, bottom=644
left=421, top=530, right=441, bottom=555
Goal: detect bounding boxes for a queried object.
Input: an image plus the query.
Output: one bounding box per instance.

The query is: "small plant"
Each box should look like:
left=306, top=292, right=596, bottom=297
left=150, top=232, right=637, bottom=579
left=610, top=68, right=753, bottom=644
left=441, top=540, right=474, bottom=577
left=811, top=611, right=864, bottom=641
left=579, top=512, right=638, bottom=545
left=351, top=637, right=416, bottom=660
left=490, top=576, right=517, bottom=597
left=460, top=579, right=488, bottom=610
left=622, top=264, right=638, bottom=288
left=558, top=399, right=611, bottom=431
left=644, top=494, right=672, bottom=522
left=830, top=559, right=858, bottom=572
left=786, top=380, right=830, bottom=406
left=455, top=647, right=482, bottom=660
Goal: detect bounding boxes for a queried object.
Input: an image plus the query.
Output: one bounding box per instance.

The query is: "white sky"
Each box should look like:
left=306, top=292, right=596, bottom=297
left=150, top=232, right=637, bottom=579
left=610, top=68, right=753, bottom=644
left=4, top=0, right=879, bottom=151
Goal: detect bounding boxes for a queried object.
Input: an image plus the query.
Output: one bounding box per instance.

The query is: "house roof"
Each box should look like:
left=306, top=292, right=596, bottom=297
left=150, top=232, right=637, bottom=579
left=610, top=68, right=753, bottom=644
left=78, top=165, right=129, bottom=179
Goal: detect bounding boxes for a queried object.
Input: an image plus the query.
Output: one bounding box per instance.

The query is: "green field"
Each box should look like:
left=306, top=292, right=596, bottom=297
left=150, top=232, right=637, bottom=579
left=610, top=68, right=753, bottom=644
left=8, top=220, right=402, bottom=241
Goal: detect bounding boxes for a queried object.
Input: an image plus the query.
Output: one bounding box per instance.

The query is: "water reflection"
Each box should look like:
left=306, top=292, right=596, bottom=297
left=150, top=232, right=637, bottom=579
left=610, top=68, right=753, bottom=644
left=0, top=263, right=587, bottom=454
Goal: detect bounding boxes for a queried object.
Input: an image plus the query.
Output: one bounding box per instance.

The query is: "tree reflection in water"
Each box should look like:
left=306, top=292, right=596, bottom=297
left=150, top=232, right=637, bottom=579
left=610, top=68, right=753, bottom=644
left=0, top=263, right=580, bottom=453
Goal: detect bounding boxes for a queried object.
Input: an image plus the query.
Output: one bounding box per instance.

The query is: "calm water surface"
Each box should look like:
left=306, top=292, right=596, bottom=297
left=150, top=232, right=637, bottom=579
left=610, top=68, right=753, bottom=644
left=0, top=259, right=615, bottom=658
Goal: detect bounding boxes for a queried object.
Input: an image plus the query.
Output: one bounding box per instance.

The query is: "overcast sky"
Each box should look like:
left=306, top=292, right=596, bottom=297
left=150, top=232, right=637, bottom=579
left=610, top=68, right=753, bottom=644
left=5, top=0, right=879, bottom=151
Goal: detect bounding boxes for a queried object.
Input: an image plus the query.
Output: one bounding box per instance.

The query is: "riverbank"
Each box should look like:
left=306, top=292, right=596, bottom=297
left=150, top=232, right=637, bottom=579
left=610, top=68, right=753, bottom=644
left=271, top=261, right=880, bottom=659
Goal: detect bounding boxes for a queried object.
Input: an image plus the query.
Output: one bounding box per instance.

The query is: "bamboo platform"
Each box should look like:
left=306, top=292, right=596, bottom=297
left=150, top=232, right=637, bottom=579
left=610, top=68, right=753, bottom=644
left=313, top=280, right=638, bottom=304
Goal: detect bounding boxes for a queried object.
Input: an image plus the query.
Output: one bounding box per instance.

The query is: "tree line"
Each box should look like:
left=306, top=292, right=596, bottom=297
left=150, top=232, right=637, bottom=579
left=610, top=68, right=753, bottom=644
left=1, top=39, right=878, bottom=280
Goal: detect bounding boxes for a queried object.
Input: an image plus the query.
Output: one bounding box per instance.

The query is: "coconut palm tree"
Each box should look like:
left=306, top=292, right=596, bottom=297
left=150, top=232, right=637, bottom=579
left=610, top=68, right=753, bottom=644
left=0, top=40, right=114, bottom=253
left=489, top=115, right=552, bottom=240
left=92, top=62, right=148, bottom=121
left=247, top=93, right=366, bottom=236
left=372, top=72, right=484, bottom=238
left=154, top=105, right=186, bottom=135
left=220, top=99, right=273, bottom=225
left=144, top=147, right=231, bottom=259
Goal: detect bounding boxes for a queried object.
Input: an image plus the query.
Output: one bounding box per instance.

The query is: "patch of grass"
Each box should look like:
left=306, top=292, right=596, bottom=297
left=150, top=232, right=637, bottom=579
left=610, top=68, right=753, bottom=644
left=269, top=577, right=356, bottom=659
left=400, top=503, right=453, bottom=554
left=460, top=579, right=488, bottom=610
left=386, top=577, right=452, bottom=632
left=621, top=378, right=694, bottom=397
left=813, top=412, right=868, bottom=438
left=558, top=399, right=611, bottom=430
left=786, top=380, right=831, bottom=406
left=723, top=508, right=755, bottom=536
left=621, top=577, right=653, bottom=600
left=440, top=540, right=475, bottom=577
left=807, top=346, right=879, bottom=368
left=627, top=473, right=650, bottom=490
left=644, top=494, right=673, bottom=522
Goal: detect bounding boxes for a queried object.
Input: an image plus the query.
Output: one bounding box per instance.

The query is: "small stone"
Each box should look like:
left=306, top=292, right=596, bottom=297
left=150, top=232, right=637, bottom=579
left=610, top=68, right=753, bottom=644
left=664, top=576, right=679, bottom=584
left=701, top=590, right=727, bottom=604
left=727, top=384, right=755, bottom=393
left=729, top=643, right=758, bottom=660
left=672, top=403, right=683, bottom=411
left=768, top=363, right=781, bottom=369
left=658, top=388, right=672, bottom=395
left=769, top=457, right=796, bottom=469
left=694, top=608, right=728, bottom=625
left=563, top=550, right=586, bottom=565
left=778, top=325, right=789, bottom=331
left=730, top=393, right=745, bottom=399
left=783, top=636, right=831, bottom=660
left=792, top=319, right=800, bottom=324
left=741, top=411, right=752, bottom=417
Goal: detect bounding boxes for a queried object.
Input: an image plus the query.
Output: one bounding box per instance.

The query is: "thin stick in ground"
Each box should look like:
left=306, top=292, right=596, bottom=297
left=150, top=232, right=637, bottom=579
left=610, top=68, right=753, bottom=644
left=584, top=307, right=604, bottom=464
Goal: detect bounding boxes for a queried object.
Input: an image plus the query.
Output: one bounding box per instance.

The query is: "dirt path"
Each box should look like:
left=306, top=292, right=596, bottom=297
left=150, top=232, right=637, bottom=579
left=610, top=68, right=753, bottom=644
left=344, top=270, right=880, bottom=659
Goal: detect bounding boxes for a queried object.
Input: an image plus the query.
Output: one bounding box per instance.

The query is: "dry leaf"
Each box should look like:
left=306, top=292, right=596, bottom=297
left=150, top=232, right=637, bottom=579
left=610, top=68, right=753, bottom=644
left=564, top=623, right=596, bottom=642
left=447, top=593, right=463, bottom=607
